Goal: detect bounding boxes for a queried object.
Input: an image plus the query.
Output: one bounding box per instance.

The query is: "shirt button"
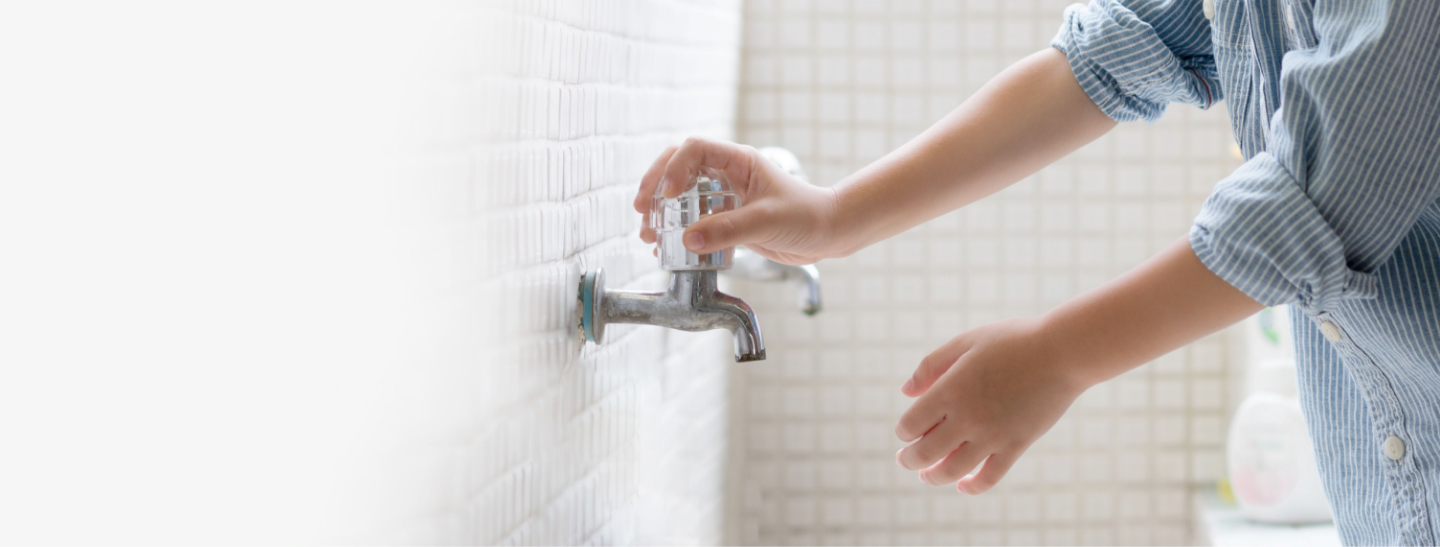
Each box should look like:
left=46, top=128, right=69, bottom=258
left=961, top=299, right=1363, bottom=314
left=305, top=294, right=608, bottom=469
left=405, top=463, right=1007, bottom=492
left=1384, top=435, right=1406, bottom=461
left=1320, top=320, right=1343, bottom=343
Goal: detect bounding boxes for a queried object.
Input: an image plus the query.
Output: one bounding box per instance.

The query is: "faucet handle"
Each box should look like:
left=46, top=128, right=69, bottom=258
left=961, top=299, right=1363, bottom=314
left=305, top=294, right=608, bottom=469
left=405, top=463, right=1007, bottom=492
left=651, top=167, right=740, bottom=271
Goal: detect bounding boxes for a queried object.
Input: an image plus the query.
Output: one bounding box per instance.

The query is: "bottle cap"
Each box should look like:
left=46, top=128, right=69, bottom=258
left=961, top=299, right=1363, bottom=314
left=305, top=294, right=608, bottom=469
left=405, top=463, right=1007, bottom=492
left=1248, top=358, right=1299, bottom=397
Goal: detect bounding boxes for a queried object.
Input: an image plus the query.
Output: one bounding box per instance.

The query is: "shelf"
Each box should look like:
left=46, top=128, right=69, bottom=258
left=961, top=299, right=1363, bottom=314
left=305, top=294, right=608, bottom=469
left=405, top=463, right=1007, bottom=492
left=1192, top=488, right=1340, bottom=546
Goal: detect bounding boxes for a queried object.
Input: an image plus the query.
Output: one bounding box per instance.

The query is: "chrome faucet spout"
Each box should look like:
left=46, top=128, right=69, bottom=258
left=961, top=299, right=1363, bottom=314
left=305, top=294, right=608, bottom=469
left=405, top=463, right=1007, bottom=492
left=692, top=273, right=765, bottom=362
left=792, top=264, right=822, bottom=316
left=580, top=269, right=765, bottom=362
left=727, top=248, right=823, bottom=315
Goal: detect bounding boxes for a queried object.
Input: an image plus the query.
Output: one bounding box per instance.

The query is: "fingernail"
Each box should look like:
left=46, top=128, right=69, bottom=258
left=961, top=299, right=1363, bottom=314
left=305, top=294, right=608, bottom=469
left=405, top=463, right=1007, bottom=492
left=684, top=231, right=704, bottom=251
left=957, top=483, right=970, bottom=494
left=902, top=378, right=915, bottom=392
left=919, top=473, right=932, bottom=486
left=659, top=176, right=674, bottom=196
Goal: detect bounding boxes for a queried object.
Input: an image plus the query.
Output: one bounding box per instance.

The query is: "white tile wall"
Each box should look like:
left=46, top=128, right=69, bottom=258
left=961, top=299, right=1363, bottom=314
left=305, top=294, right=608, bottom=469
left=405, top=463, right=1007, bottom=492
left=474, top=1, right=742, bottom=544
left=731, top=0, right=1244, bottom=545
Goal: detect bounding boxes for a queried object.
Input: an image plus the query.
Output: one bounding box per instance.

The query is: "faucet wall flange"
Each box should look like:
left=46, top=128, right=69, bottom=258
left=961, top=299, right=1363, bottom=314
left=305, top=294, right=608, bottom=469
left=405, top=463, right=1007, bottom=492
left=580, top=268, right=607, bottom=343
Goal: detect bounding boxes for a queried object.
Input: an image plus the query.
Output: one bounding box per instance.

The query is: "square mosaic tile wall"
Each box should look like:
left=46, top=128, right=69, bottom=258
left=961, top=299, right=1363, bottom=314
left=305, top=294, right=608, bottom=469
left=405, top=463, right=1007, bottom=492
left=473, top=0, right=742, bottom=544
left=729, top=0, right=1245, bottom=544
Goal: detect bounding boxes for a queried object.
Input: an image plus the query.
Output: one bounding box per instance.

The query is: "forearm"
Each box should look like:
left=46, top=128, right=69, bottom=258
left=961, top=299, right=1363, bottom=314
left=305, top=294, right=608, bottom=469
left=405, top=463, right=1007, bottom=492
left=1042, top=238, right=1264, bottom=387
left=832, top=47, right=1116, bottom=253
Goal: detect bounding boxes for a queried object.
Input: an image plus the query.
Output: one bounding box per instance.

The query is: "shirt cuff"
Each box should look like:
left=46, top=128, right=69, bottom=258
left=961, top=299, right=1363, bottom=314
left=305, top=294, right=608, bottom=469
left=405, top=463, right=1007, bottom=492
left=1189, top=153, right=1378, bottom=313
left=1050, top=4, right=1167, bottom=123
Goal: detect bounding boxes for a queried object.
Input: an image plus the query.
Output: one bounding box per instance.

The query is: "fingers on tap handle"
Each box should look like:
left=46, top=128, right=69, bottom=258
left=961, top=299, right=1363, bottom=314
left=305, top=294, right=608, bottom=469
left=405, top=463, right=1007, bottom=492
left=681, top=202, right=778, bottom=255
left=637, top=137, right=761, bottom=247
left=636, top=145, right=678, bottom=214
left=659, top=137, right=756, bottom=199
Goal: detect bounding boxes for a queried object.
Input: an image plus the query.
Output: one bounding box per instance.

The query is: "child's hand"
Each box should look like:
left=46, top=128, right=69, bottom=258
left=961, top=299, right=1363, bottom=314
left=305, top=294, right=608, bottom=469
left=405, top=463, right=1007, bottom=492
left=894, top=317, right=1089, bottom=493
left=633, top=137, right=846, bottom=265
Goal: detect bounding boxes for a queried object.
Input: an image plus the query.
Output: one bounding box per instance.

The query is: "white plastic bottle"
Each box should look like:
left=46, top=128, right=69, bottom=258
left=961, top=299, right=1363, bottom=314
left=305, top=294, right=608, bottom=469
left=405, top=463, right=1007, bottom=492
left=1226, top=306, right=1333, bottom=524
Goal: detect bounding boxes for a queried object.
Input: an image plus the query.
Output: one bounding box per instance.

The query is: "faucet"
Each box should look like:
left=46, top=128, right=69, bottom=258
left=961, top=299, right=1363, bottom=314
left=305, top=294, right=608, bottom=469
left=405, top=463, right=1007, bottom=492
left=726, top=248, right=822, bottom=316
left=578, top=166, right=765, bottom=362
left=576, top=149, right=824, bottom=361
left=579, top=268, right=764, bottom=362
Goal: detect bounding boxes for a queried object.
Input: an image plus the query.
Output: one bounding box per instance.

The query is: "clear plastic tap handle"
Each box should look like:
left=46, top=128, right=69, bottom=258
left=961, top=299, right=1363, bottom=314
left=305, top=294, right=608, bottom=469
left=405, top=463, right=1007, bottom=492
left=651, top=166, right=741, bottom=270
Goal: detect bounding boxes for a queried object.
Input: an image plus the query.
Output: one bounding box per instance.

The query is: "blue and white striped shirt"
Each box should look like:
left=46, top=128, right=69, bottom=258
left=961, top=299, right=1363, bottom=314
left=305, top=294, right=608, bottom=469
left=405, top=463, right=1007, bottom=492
left=1053, top=0, right=1440, bottom=544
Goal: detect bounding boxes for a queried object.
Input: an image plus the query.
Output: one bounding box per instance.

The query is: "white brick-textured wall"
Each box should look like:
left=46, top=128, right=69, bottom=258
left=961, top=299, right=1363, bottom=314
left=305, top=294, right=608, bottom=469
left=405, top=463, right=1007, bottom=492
left=4, top=2, right=741, bottom=543
left=474, top=1, right=743, bottom=544
left=731, top=1, right=1245, bottom=544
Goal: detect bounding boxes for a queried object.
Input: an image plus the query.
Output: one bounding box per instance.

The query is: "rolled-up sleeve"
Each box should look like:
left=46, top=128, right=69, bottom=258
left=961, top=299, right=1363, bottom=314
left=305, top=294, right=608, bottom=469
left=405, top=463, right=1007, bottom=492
left=1189, top=0, right=1440, bottom=313
left=1051, top=0, right=1219, bottom=122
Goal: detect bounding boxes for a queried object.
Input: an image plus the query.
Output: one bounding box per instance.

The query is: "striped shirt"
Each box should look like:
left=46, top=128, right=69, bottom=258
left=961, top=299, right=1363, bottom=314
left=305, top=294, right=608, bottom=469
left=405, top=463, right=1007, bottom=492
left=1052, top=0, right=1440, bottom=544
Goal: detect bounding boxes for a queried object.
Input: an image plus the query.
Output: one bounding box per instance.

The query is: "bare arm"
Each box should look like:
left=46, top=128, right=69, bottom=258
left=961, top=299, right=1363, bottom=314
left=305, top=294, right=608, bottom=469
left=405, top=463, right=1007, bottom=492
left=831, top=47, right=1116, bottom=253
left=1045, top=239, right=1264, bottom=386
left=633, top=48, right=1115, bottom=262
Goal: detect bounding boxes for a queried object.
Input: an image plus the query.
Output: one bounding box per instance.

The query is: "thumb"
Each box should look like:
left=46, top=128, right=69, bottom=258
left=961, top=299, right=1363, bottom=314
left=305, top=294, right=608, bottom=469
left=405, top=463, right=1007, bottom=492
left=902, top=335, right=974, bottom=397
left=681, top=204, right=772, bottom=255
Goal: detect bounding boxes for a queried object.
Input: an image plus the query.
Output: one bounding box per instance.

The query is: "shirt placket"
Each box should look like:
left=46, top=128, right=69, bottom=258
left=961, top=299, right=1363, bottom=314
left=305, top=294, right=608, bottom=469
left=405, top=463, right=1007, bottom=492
left=1314, top=312, right=1435, bottom=545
